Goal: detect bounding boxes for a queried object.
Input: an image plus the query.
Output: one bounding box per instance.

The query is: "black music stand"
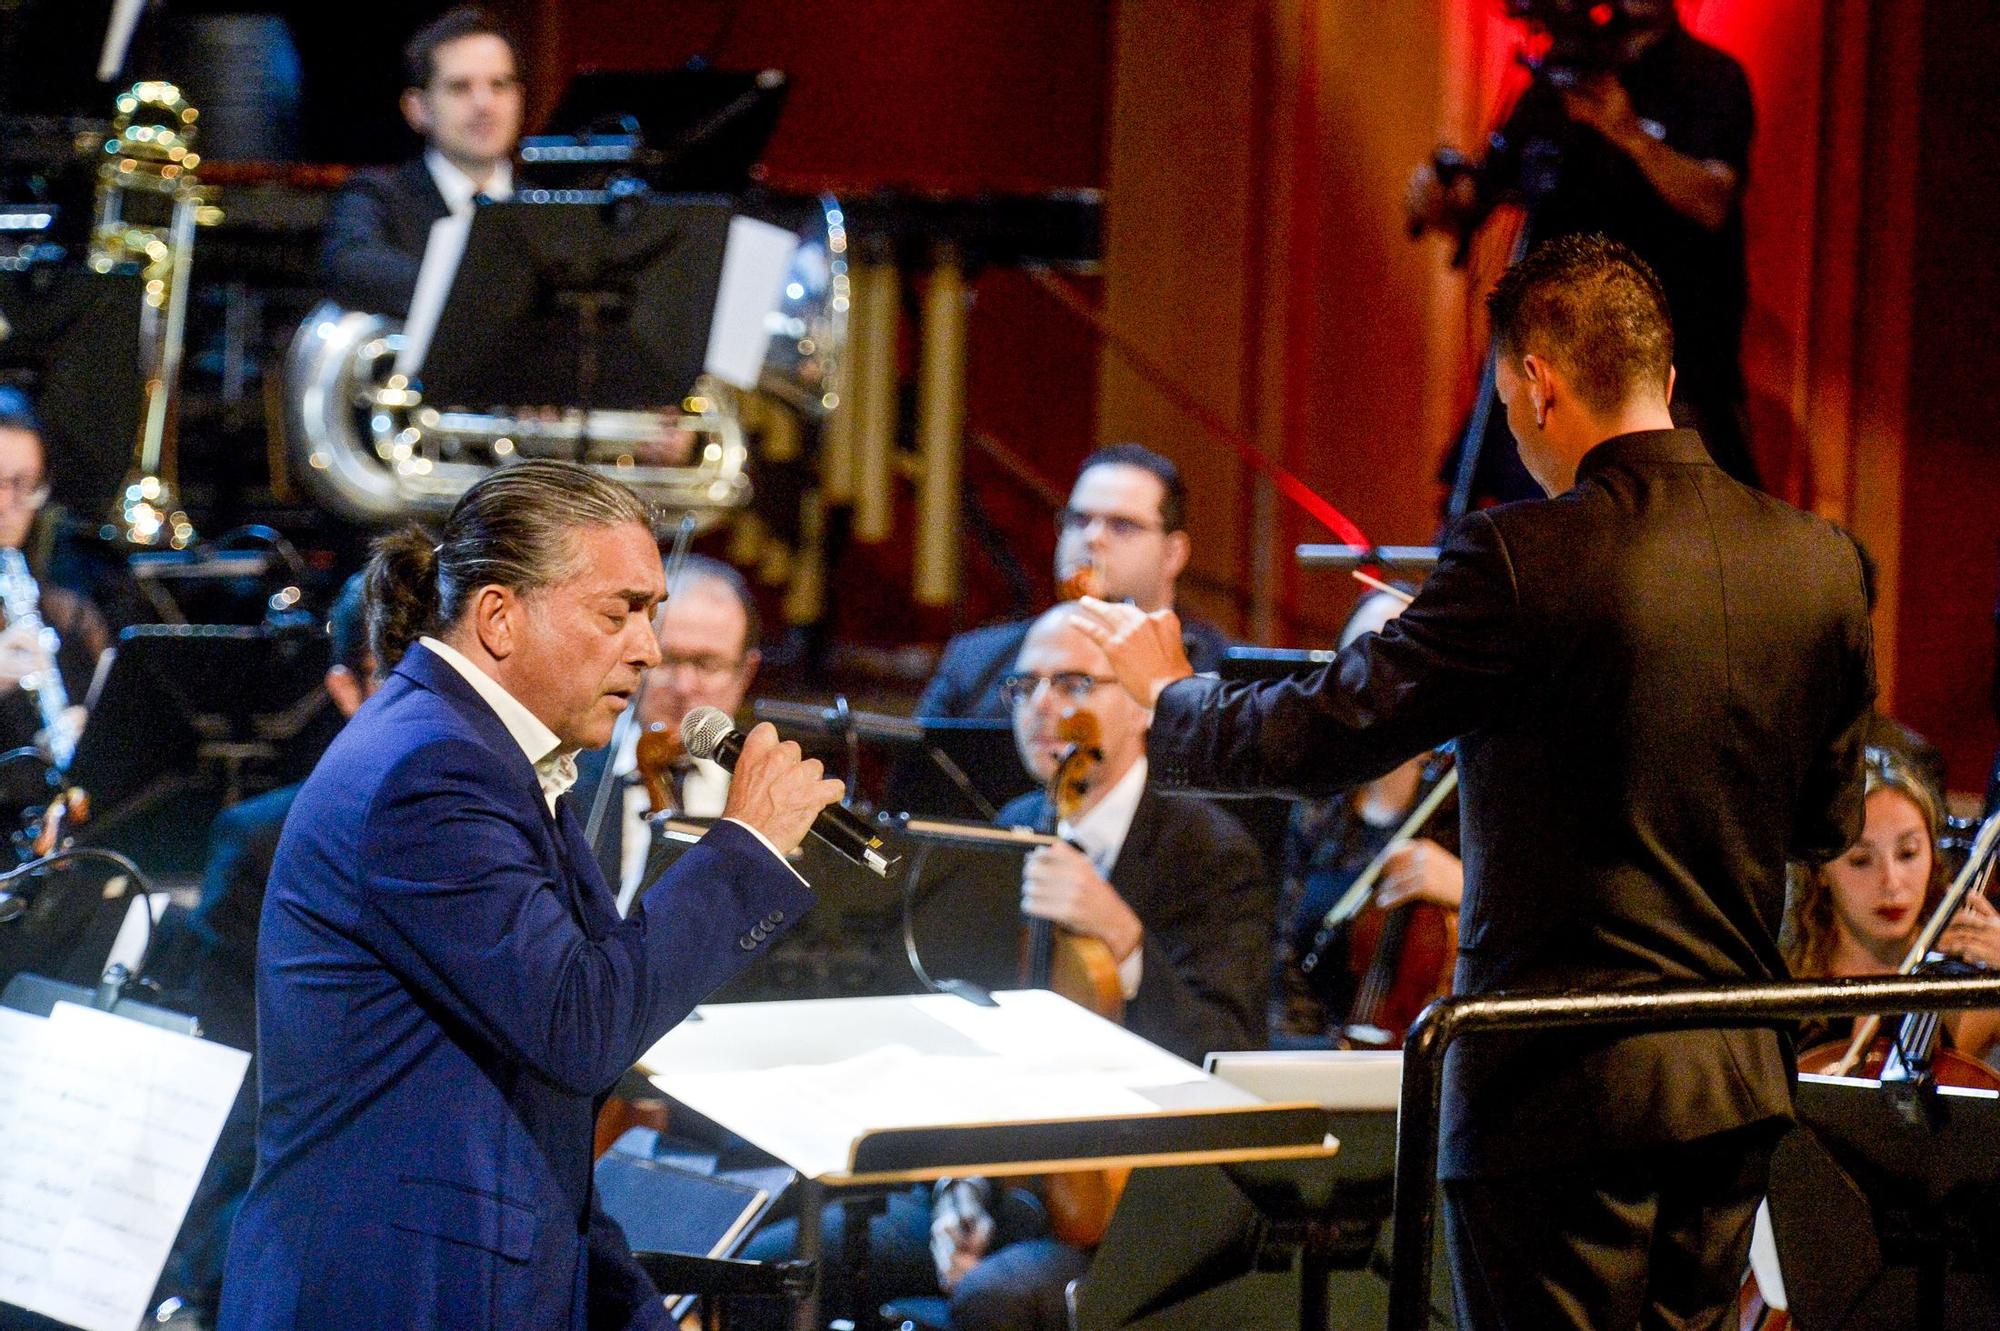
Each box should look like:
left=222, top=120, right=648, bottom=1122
left=1766, top=1073, right=2000, bottom=1329
left=417, top=198, right=734, bottom=434
left=882, top=717, right=1036, bottom=821
left=0, top=267, right=145, bottom=512
left=541, top=68, right=790, bottom=192
left=66, top=624, right=335, bottom=819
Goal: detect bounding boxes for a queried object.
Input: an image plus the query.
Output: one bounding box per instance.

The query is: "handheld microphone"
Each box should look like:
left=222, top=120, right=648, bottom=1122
left=680, top=707, right=902, bottom=878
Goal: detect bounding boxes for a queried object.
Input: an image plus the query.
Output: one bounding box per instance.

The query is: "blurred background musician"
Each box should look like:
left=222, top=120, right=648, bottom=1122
left=1781, top=745, right=2000, bottom=1064
left=1274, top=588, right=1463, bottom=1046
left=1410, top=0, right=1759, bottom=503
left=0, top=386, right=109, bottom=759
left=319, top=6, right=522, bottom=318
left=579, top=553, right=763, bottom=910
left=147, top=571, right=379, bottom=1326
left=918, top=445, right=1230, bottom=722
left=743, top=601, right=1269, bottom=1331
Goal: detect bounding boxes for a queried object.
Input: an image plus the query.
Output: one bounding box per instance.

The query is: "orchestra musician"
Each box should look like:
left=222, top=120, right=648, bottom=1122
left=1275, top=588, right=1464, bottom=1044
left=1781, top=745, right=2000, bottom=1061
left=743, top=601, right=1269, bottom=1331
left=1078, top=236, right=1876, bottom=1331
left=0, top=386, right=108, bottom=758
left=917, top=444, right=1231, bottom=722
left=320, top=6, right=522, bottom=318
left=217, top=461, right=843, bottom=1331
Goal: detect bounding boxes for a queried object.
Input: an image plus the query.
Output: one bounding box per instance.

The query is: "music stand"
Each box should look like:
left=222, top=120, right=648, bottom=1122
left=542, top=68, right=790, bottom=192
left=416, top=198, right=734, bottom=438
left=0, top=267, right=144, bottom=512
left=883, top=717, right=1036, bottom=821
left=66, top=624, right=334, bottom=820
left=1765, top=1072, right=2000, bottom=1329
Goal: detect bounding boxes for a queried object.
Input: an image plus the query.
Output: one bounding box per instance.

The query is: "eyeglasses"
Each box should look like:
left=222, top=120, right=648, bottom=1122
left=999, top=671, right=1119, bottom=707
left=0, top=473, right=48, bottom=507
left=656, top=651, right=743, bottom=681
left=1057, top=506, right=1164, bottom=540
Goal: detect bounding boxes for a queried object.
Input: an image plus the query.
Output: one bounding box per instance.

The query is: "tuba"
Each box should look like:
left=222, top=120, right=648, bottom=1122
left=281, top=195, right=846, bottom=528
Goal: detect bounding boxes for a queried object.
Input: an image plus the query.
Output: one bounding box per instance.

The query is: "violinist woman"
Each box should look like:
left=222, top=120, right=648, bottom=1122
left=1275, top=590, right=1464, bottom=1045
left=1781, top=746, right=2000, bottom=1061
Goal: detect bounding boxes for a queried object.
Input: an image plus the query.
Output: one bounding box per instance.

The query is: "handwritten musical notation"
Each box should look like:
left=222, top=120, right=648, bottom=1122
left=0, top=1002, right=247, bottom=1331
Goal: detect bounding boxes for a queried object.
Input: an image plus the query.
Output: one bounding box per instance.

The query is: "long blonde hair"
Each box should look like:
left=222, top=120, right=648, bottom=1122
left=1780, top=747, right=1947, bottom=976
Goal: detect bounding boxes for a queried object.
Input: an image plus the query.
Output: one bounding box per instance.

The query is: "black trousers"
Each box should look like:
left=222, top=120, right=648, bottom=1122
left=1443, top=1123, right=1778, bottom=1331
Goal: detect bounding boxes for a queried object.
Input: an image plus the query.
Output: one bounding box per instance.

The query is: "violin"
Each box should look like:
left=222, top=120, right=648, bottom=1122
left=1295, top=753, right=1459, bottom=1048
left=1056, top=563, right=1103, bottom=604
left=634, top=721, right=683, bottom=817
left=1023, top=707, right=1129, bottom=1248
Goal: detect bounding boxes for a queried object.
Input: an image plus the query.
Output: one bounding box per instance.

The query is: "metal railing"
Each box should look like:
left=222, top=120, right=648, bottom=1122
left=1387, top=972, right=2000, bottom=1331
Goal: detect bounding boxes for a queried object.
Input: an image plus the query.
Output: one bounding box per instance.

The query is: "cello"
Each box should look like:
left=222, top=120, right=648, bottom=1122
left=1022, top=707, right=1129, bottom=1247
left=1294, top=752, right=1459, bottom=1048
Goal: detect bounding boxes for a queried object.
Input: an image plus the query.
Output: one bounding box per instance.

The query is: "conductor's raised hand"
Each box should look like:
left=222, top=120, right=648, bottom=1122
left=1072, top=597, right=1193, bottom=709
left=719, top=722, right=846, bottom=857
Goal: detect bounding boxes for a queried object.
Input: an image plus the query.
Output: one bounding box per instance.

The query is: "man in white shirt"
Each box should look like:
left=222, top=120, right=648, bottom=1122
left=743, top=603, right=1270, bottom=1331
left=320, top=6, right=521, bottom=318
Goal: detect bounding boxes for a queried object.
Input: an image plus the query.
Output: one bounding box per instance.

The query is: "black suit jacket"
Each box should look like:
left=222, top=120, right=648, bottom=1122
left=1149, top=430, right=1874, bottom=1177
left=321, top=157, right=451, bottom=318
left=996, top=785, right=1270, bottom=1065
left=921, top=613, right=1232, bottom=722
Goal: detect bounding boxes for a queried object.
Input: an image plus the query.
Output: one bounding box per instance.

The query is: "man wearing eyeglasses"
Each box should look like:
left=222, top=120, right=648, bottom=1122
left=0, top=388, right=108, bottom=758
left=747, top=601, right=1268, bottom=1331
left=917, top=444, right=1232, bottom=722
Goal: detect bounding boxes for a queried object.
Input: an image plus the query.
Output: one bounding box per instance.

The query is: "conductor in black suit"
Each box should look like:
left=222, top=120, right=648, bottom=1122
left=320, top=7, right=523, bottom=318
left=917, top=444, right=1231, bottom=722
left=1080, top=235, right=1876, bottom=1331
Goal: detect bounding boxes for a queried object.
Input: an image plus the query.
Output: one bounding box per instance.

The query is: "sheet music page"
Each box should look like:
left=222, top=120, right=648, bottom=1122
left=703, top=215, right=799, bottom=390
left=0, top=1002, right=248, bottom=1331
left=395, top=212, right=475, bottom=377
left=644, top=990, right=1223, bottom=1179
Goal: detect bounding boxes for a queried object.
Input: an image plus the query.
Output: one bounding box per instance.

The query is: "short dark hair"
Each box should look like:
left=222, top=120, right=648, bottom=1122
left=668, top=553, right=762, bottom=659
left=1485, top=234, right=1674, bottom=415
left=326, top=571, right=373, bottom=678
left=0, top=385, right=42, bottom=437
left=1076, top=443, right=1186, bottom=533
left=403, top=6, right=516, bottom=91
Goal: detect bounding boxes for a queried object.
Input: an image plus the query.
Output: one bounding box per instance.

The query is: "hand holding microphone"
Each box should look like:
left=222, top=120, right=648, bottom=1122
left=684, top=707, right=902, bottom=877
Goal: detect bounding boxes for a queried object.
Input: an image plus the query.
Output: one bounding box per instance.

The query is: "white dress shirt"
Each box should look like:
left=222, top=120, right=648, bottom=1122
left=415, top=639, right=799, bottom=890
left=1054, top=756, right=1149, bottom=998
left=424, top=149, right=514, bottom=215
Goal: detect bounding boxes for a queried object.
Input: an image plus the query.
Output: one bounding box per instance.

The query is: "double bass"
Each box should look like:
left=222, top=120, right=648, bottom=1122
left=1021, top=707, right=1129, bottom=1248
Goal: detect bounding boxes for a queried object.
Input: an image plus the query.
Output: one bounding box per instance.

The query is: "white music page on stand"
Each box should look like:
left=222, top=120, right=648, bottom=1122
left=0, top=1001, right=248, bottom=1331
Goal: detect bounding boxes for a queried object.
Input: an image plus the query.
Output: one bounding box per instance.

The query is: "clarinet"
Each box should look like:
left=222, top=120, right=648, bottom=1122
left=0, top=549, right=78, bottom=769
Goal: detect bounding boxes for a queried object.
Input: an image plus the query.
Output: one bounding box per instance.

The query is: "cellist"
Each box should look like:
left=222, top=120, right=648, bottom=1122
left=1276, top=589, right=1465, bottom=1046
left=737, top=602, right=1270, bottom=1331
left=1782, top=745, right=2000, bottom=1061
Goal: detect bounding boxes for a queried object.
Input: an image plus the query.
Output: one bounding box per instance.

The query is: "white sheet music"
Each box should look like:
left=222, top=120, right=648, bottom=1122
left=0, top=1002, right=248, bottom=1331
left=703, top=216, right=800, bottom=390
left=643, top=990, right=1240, bottom=1180
left=395, top=212, right=475, bottom=377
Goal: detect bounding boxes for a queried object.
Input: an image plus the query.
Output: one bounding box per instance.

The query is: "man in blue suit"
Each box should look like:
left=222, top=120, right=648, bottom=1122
left=219, top=461, right=842, bottom=1330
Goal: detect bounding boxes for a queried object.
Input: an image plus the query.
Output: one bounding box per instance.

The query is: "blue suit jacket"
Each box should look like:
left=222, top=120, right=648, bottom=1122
left=218, top=644, right=812, bottom=1330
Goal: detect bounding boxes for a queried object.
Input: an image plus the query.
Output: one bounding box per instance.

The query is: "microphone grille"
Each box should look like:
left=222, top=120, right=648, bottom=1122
left=680, top=706, right=734, bottom=761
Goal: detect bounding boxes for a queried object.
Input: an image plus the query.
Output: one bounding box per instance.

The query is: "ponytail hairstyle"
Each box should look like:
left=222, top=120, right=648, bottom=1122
left=364, top=460, right=650, bottom=673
